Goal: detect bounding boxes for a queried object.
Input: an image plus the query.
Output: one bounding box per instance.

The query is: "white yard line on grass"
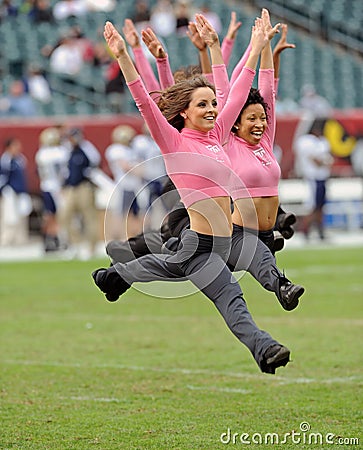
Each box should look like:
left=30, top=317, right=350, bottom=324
left=3, top=359, right=362, bottom=386
left=60, top=395, right=123, bottom=403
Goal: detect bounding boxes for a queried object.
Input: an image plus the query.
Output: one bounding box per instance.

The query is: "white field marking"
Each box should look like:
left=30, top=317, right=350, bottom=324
left=2, top=359, right=362, bottom=385
left=1, top=314, right=361, bottom=327
left=187, top=385, right=251, bottom=394
left=282, top=263, right=363, bottom=277
left=59, top=395, right=122, bottom=403
left=276, top=376, right=362, bottom=385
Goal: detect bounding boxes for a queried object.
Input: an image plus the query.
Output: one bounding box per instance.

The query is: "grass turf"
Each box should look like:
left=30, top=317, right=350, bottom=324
left=0, top=246, right=362, bottom=449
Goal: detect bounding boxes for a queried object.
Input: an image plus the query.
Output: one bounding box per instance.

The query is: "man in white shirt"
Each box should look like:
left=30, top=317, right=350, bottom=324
left=294, top=119, right=333, bottom=239
left=35, top=127, right=69, bottom=251
left=105, top=125, right=144, bottom=240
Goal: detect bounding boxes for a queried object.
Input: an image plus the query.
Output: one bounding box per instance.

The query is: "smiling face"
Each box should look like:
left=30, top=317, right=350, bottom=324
left=235, top=103, right=267, bottom=145
left=182, top=87, right=218, bottom=132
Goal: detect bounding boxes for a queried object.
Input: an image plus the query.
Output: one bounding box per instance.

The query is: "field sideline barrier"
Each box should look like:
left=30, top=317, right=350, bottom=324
left=1, top=112, right=363, bottom=231
left=279, top=177, right=363, bottom=229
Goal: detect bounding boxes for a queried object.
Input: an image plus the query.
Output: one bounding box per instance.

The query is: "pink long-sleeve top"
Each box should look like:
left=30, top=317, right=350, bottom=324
left=221, top=37, right=234, bottom=68
left=132, top=46, right=160, bottom=102
left=127, top=65, right=256, bottom=208
left=155, top=36, right=235, bottom=93
left=156, top=55, right=174, bottom=90
left=227, top=68, right=281, bottom=199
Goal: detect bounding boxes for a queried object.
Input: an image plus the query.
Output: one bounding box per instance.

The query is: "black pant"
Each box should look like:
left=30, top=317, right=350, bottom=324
left=112, top=229, right=279, bottom=371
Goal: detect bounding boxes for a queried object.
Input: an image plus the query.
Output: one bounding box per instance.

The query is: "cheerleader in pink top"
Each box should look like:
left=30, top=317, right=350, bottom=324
left=226, top=12, right=305, bottom=310
left=106, top=16, right=304, bottom=313
left=92, top=15, right=290, bottom=374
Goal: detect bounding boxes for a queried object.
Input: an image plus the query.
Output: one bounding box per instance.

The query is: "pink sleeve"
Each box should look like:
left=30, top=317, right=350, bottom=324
left=203, top=72, right=214, bottom=86
left=156, top=55, right=175, bottom=90
left=132, top=46, right=160, bottom=92
left=212, top=64, right=230, bottom=111
left=215, top=66, right=256, bottom=143
left=274, top=78, right=279, bottom=95
left=258, top=69, right=276, bottom=150
left=221, top=37, right=234, bottom=68
left=127, top=77, right=180, bottom=154
left=229, top=43, right=251, bottom=86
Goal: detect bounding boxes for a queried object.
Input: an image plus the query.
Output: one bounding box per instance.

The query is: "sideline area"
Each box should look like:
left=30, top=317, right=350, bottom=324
left=1, top=230, right=363, bottom=263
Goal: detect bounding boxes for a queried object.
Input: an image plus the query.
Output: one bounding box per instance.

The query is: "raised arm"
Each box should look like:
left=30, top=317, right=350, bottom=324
left=103, top=21, right=178, bottom=153
left=260, top=8, right=279, bottom=70
left=273, top=23, right=295, bottom=80
left=186, top=21, right=212, bottom=79
left=122, top=19, right=160, bottom=92
left=221, top=11, right=241, bottom=68
left=259, top=9, right=280, bottom=147
left=195, top=13, right=223, bottom=65
left=104, top=21, right=139, bottom=83
left=195, top=14, right=228, bottom=109
left=141, top=27, right=174, bottom=90
left=217, top=16, right=269, bottom=141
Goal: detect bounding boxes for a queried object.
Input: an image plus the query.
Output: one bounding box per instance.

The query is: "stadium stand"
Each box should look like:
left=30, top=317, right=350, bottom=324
left=0, top=0, right=362, bottom=116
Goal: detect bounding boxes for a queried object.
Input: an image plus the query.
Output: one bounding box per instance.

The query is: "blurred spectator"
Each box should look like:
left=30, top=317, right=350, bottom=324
left=58, top=128, right=101, bottom=259
left=131, top=122, right=167, bottom=228
left=294, top=119, right=333, bottom=240
left=0, top=0, right=18, bottom=22
left=29, top=0, right=55, bottom=23
left=104, top=60, right=126, bottom=113
left=43, top=25, right=94, bottom=62
left=84, top=0, right=115, bottom=12
left=22, top=63, right=52, bottom=104
left=35, top=127, right=69, bottom=252
left=70, top=24, right=95, bottom=62
left=0, top=80, right=38, bottom=117
left=150, top=0, right=176, bottom=37
left=351, top=134, right=363, bottom=177
left=49, top=29, right=85, bottom=79
left=275, top=96, right=300, bottom=115
left=92, top=41, right=112, bottom=67
left=105, top=125, right=144, bottom=241
left=0, top=138, right=32, bottom=246
left=19, top=0, right=34, bottom=15
left=132, top=0, right=151, bottom=31
left=299, top=84, right=333, bottom=118
left=53, top=0, right=87, bottom=21
left=175, top=0, right=192, bottom=36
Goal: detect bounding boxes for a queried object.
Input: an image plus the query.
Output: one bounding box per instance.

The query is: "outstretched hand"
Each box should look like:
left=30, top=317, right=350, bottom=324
left=141, top=27, right=167, bottom=58
left=225, top=11, right=242, bottom=40
left=261, top=8, right=280, bottom=41
left=122, top=18, right=140, bottom=48
left=195, top=14, right=219, bottom=47
left=186, top=21, right=206, bottom=51
left=104, top=21, right=127, bottom=58
left=251, top=17, right=269, bottom=53
left=273, top=23, right=295, bottom=55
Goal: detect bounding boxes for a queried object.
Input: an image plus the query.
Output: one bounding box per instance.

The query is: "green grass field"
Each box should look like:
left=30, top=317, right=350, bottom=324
left=1, top=246, right=362, bottom=449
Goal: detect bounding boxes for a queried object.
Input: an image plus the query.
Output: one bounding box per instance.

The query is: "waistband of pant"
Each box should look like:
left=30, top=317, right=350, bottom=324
left=232, top=223, right=273, bottom=236
left=180, top=229, right=232, bottom=256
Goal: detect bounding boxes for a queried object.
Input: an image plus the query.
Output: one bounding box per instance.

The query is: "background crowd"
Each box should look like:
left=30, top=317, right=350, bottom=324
left=0, top=0, right=362, bottom=258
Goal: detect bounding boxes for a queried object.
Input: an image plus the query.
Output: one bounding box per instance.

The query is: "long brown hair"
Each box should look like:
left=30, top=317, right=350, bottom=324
left=157, top=75, right=215, bottom=131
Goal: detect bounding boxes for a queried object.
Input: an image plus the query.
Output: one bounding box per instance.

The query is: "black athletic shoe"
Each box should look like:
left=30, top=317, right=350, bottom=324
left=92, top=266, right=130, bottom=302
left=276, top=212, right=296, bottom=240
left=278, top=282, right=305, bottom=311
left=272, top=231, right=285, bottom=253
left=277, top=212, right=296, bottom=229
left=261, top=345, right=291, bottom=374
left=280, top=226, right=294, bottom=240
